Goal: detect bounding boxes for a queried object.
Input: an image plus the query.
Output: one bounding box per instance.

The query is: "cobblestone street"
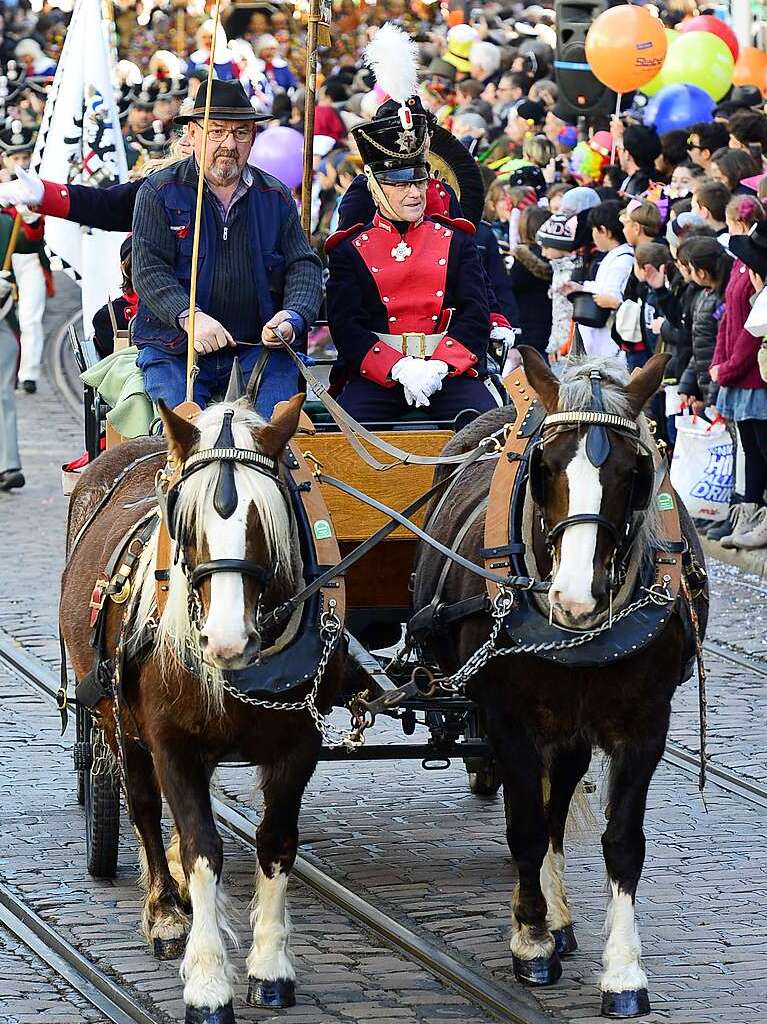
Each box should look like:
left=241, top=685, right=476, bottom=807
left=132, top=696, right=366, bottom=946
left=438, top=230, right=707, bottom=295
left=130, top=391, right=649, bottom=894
left=1, top=319, right=767, bottom=1024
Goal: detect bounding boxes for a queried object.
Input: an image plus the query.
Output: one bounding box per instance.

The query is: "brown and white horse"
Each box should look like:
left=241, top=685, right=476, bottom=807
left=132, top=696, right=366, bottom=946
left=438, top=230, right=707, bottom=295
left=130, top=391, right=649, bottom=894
left=412, top=350, right=708, bottom=1018
left=61, top=394, right=344, bottom=1024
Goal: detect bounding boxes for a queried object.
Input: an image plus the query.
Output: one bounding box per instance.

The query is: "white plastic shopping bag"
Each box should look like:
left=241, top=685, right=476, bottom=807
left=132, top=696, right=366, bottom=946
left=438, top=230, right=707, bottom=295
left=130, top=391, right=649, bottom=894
left=670, top=412, right=733, bottom=521
left=664, top=383, right=683, bottom=418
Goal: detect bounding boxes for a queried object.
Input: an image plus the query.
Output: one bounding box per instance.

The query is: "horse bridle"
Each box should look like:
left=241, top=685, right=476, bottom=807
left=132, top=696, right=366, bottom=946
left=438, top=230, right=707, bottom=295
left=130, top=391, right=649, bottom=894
left=155, top=409, right=283, bottom=595
left=528, top=397, right=656, bottom=575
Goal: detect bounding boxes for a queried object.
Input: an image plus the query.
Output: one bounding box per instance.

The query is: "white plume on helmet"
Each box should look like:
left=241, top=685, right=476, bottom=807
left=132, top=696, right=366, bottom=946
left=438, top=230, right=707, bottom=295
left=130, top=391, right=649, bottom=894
left=363, top=24, right=419, bottom=107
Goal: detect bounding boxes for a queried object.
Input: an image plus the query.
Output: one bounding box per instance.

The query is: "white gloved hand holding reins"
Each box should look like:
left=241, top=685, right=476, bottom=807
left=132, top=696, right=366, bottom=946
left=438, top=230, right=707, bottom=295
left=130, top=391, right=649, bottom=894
left=0, top=166, right=44, bottom=209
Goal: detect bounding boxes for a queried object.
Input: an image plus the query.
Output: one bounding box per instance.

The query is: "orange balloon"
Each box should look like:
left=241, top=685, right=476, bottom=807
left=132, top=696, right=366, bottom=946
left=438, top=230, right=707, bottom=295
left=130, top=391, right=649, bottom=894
left=733, top=46, right=767, bottom=95
left=585, top=4, right=668, bottom=94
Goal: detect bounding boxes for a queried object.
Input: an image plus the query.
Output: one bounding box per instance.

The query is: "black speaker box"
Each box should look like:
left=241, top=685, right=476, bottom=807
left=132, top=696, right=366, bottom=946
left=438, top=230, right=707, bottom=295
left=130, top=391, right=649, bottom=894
left=554, top=0, right=617, bottom=122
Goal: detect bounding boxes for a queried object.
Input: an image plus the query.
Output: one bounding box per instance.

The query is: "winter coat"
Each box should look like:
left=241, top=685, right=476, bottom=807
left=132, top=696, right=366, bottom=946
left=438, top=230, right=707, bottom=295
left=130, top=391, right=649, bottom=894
left=710, top=259, right=766, bottom=391
left=656, top=276, right=699, bottom=383
left=508, top=242, right=552, bottom=353
left=679, top=287, right=724, bottom=404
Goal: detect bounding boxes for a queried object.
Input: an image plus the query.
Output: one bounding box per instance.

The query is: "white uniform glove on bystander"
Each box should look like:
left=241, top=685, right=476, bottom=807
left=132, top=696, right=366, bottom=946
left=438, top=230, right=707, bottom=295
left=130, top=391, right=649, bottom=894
left=0, top=167, right=44, bottom=209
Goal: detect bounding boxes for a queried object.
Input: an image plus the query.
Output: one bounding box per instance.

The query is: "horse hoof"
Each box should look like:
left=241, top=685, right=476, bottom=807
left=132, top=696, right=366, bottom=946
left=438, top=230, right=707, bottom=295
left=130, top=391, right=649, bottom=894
left=601, top=989, right=651, bottom=1018
left=247, top=977, right=296, bottom=1008
left=553, top=924, right=578, bottom=957
left=512, top=952, right=562, bottom=986
left=152, top=935, right=186, bottom=960
left=184, top=1002, right=235, bottom=1024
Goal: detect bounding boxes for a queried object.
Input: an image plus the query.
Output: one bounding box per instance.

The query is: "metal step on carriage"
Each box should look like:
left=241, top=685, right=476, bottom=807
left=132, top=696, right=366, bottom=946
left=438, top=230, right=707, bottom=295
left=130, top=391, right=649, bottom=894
left=68, top=323, right=506, bottom=879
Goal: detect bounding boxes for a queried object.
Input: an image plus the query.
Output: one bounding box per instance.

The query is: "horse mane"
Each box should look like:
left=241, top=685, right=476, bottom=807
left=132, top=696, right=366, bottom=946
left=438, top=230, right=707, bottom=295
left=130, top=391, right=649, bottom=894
left=130, top=400, right=296, bottom=713
left=557, top=356, right=664, bottom=555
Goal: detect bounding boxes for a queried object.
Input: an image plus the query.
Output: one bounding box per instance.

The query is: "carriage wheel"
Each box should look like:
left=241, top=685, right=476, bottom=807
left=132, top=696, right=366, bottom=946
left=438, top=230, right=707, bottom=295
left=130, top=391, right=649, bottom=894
left=73, top=704, right=88, bottom=806
left=463, top=711, right=503, bottom=798
left=84, top=719, right=120, bottom=879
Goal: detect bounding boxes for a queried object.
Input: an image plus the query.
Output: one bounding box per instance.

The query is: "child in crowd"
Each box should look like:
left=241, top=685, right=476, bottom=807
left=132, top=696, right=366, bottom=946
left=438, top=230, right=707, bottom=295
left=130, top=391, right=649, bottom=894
left=508, top=205, right=552, bottom=354
left=677, top=237, right=732, bottom=415
left=691, top=180, right=731, bottom=238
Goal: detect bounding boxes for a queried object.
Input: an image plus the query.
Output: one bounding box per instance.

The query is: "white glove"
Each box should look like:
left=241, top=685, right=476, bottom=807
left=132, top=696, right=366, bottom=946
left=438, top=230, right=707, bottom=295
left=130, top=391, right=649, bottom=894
left=420, top=358, right=449, bottom=397
left=390, top=356, right=431, bottom=407
left=390, top=357, right=448, bottom=408
left=0, top=270, right=13, bottom=302
left=490, top=324, right=518, bottom=346
left=0, top=166, right=44, bottom=209
left=14, top=203, right=40, bottom=225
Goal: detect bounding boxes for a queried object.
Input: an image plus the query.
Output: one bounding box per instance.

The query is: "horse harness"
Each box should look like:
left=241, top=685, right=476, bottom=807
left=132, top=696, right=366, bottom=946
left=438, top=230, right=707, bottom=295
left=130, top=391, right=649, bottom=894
left=407, top=366, right=694, bottom=673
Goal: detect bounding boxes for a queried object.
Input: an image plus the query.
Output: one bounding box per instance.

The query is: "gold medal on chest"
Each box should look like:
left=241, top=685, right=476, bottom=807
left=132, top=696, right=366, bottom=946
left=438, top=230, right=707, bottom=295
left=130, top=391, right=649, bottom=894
left=391, top=240, right=412, bottom=262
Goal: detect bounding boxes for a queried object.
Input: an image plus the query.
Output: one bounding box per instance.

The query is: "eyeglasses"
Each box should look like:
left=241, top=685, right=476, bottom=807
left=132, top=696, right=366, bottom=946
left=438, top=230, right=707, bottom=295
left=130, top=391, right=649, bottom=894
left=385, top=180, right=428, bottom=193
left=687, top=140, right=701, bottom=152
left=195, top=123, right=253, bottom=143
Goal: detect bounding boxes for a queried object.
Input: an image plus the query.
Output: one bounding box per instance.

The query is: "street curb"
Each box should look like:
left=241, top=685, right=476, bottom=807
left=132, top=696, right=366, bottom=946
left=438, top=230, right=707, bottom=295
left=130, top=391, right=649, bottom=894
left=700, top=535, right=767, bottom=580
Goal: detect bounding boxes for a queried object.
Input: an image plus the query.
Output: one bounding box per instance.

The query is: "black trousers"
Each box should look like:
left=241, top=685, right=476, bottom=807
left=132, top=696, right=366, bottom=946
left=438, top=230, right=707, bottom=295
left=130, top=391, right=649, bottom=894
left=338, top=376, right=498, bottom=425
left=738, top=419, right=767, bottom=504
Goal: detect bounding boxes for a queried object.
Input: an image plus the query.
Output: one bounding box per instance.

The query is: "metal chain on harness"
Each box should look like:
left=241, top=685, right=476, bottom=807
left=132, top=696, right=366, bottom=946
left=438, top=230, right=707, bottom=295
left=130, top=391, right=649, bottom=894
left=219, top=601, right=365, bottom=750
left=436, top=581, right=675, bottom=696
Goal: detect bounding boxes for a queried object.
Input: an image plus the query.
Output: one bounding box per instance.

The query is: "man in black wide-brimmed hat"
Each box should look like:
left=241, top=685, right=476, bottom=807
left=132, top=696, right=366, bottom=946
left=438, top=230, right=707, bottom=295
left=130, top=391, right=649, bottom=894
left=131, top=78, right=323, bottom=415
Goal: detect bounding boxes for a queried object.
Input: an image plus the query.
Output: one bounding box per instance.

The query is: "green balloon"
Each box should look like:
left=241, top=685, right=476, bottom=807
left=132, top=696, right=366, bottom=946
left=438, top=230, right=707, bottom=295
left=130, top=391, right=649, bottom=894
left=641, top=28, right=678, bottom=97
left=660, top=31, right=734, bottom=101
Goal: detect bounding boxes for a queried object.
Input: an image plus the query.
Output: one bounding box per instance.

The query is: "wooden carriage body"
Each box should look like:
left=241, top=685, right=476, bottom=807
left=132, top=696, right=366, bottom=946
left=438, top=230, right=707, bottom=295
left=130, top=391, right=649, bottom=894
left=298, top=423, right=452, bottom=646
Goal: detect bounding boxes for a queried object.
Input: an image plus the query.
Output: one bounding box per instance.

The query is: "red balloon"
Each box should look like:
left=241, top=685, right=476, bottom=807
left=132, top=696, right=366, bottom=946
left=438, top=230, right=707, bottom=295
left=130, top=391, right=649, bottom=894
left=679, top=15, right=739, bottom=63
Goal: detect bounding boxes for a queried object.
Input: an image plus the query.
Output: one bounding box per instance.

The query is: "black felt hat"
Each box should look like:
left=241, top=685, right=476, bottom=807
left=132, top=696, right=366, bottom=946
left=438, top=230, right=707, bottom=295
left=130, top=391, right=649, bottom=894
left=729, top=221, right=767, bottom=279
left=0, top=118, right=34, bottom=155
left=132, top=85, right=159, bottom=111
left=134, top=119, right=171, bottom=157
left=175, top=78, right=271, bottom=124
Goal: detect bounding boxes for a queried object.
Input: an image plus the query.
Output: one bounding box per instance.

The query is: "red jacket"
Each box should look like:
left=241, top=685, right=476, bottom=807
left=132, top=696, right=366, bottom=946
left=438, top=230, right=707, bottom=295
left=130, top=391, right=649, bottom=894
left=712, top=259, right=766, bottom=390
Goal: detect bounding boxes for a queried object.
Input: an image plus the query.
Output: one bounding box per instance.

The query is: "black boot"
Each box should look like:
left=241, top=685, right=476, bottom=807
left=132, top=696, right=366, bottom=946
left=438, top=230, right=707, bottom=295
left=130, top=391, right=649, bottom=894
left=0, top=469, right=25, bottom=491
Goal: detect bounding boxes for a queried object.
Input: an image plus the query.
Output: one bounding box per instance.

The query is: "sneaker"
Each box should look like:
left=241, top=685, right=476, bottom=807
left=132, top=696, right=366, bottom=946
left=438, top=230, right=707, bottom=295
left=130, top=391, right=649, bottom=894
left=0, top=469, right=25, bottom=491
left=708, top=507, right=739, bottom=541
left=720, top=502, right=760, bottom=548
left=21, top=380, right=36, bottom=394
left=736, top=506, right=767, bottom=549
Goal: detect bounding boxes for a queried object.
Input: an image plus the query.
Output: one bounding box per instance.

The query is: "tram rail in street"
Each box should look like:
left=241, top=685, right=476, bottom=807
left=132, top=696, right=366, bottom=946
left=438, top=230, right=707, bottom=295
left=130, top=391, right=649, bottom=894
left=0, top=632, right=556, bottom=1024
left=0, top=882, right=163, bottom=1024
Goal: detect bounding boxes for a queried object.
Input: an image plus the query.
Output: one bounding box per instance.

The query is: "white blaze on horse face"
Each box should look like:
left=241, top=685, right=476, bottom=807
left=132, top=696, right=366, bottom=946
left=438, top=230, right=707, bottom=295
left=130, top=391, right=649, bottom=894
left=601, top=881, right=648, bottom=994
left=247, top=862, right=295, bottom=982
left=549, top=435, right=601, bottom=619
left=180, top=857, right=235, bottom=1010
left=200, top=489, right=254, bottom=667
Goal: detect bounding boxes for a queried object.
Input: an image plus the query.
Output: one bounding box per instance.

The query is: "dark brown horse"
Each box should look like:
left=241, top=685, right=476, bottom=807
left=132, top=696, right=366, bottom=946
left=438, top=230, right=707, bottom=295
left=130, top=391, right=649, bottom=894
left=61, top=394, right=345, bottom=1024
left=412, top=350, right=708, bottom=1018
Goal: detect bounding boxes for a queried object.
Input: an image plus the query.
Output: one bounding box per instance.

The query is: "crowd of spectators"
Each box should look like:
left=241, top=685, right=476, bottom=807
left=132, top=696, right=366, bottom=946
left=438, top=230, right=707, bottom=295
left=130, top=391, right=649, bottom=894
left=0, top=0, right=764, bottom=549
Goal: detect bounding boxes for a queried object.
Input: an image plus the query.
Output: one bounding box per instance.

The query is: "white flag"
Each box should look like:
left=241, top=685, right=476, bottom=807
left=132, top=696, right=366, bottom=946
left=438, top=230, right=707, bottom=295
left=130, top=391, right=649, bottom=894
left=32, top=0, right=128, bottom=335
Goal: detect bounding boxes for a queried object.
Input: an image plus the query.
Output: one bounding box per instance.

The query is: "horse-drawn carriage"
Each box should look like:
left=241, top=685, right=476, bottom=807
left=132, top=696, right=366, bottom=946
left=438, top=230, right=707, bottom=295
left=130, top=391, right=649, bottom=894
left=61, top=330, right=710, bottom=1023
left=71, top=363, right=507, bottom=881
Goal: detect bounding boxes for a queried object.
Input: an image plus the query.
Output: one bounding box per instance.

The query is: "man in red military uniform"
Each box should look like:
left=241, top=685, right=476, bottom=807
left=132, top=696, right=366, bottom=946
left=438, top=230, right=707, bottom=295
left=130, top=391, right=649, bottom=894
left=325, top=27, right=498, bottom=422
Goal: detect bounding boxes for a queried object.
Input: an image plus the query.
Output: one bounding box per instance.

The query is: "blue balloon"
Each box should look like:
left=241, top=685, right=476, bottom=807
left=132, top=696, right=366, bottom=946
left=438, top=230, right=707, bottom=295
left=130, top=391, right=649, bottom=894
left=644, top=83, right=715, bottom=137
